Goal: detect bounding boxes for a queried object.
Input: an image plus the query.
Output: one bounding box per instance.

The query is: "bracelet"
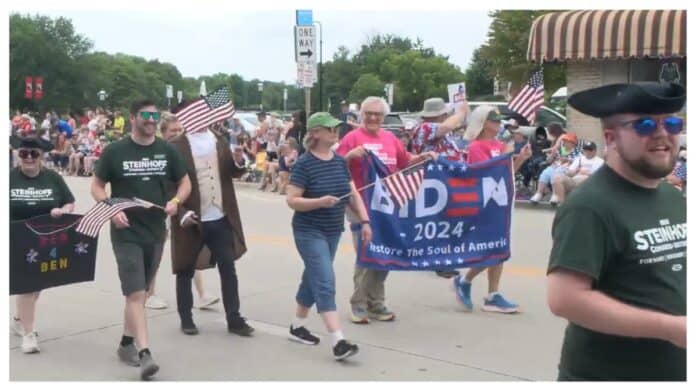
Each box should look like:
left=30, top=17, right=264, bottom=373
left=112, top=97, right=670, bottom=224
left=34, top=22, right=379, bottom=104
left=170, top=197, right=181, bottom=205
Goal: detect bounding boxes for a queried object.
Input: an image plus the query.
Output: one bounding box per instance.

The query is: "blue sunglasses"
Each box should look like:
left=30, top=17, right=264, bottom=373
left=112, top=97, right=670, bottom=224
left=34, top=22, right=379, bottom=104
left=617, top=116, right=684, bottom=136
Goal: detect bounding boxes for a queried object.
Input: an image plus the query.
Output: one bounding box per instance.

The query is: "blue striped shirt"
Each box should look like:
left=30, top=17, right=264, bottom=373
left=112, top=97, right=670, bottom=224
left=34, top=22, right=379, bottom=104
left=290, top=152, right=352, bottom=234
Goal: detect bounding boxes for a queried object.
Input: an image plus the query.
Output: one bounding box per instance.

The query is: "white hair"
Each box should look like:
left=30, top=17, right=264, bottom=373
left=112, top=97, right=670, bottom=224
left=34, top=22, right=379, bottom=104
left=360, top=96, right=391, bottom=117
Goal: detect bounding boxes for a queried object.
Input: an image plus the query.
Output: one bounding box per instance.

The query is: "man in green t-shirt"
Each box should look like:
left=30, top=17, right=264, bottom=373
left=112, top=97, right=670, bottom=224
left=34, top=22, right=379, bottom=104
left=547, top=82, right=686, bottom=381
left=91, top=99, right=191, bottom=381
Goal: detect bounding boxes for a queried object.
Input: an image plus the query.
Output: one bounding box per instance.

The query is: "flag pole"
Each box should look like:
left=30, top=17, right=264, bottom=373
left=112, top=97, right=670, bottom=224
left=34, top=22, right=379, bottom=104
left=132, top=197, right=166, bottom=211
left=336, top=156, right=434, bottom=200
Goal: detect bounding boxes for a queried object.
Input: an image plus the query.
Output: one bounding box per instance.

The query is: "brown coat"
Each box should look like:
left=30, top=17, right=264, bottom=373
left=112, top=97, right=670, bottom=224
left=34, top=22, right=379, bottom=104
left=169, top=130, right=247, bottom=274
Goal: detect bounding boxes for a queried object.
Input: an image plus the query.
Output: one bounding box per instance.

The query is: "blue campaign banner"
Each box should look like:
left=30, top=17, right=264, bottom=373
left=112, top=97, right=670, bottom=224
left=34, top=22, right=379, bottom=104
left=356, top=154, right=514, bottom=271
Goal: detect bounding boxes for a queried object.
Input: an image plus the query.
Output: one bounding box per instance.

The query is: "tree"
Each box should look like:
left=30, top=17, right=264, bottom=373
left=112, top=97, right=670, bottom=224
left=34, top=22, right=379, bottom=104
left=480, top=10, right=566, bottom=99
left=464, top=47, right=495, bottom=99
left=348, top=73, right=384, bottom=103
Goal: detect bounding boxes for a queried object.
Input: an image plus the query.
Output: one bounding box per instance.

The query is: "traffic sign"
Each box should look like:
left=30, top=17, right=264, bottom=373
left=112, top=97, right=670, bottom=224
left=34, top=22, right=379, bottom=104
left=297, top=62, right=315, bottom=88
left=296, top=10, right=313, bottom=26
left=294, top=25, right=317, bottom=64
left=166, top=84, right=173, bottom=98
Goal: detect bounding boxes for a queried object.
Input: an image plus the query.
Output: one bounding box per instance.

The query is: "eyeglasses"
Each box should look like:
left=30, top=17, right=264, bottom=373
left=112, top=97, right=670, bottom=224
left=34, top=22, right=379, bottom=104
left=364, top=111, right=385, bottom=118
left=139, top=111, right=161, bottom=121
left=18, top=149, right=41, bottom=159
left=616, top=116, right=684, bottom=136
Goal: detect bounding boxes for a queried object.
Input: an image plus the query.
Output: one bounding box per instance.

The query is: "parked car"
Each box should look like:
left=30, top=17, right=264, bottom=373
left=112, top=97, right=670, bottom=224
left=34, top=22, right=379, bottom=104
left=467, top=101, right=566, bottom=129
left=382, top=113, right=406, bottom=136
left=235, top=112, right=260, bottom=137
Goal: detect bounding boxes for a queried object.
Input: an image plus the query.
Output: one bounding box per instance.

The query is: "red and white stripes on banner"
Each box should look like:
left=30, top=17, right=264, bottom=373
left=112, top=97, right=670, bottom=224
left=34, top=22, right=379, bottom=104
left=383, top=168, right=425, bottom=208
left=75, top=198, right=146, bottom=238
left=177, top=100, right=235, bottom=134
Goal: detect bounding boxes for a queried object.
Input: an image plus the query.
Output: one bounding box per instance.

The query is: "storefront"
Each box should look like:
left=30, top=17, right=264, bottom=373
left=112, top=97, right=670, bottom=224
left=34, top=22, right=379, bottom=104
left=527, top=10, right=686, bottom=149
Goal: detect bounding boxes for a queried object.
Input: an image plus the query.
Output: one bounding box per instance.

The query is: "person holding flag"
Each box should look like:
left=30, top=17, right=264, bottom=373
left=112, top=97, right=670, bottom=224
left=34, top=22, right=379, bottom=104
left=285, top=112, right=371, bottom=360
left=91, top=99, right=191, bottom=380
left=452, top=105, right=532, bottom=314
left=10, top=135, right=74, bottom=354
left=336, top=96, right=437, bottom=324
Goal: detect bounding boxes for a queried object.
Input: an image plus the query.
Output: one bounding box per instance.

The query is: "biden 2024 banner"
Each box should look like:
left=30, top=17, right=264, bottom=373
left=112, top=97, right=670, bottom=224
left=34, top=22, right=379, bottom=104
left=10, top=214, right=98, bottom=295
left=356, top=154, right=514, bottom=271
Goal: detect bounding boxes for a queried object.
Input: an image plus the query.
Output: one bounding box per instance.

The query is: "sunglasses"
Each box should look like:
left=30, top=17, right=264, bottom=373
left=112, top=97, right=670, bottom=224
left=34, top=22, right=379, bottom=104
left=617, top=116, right=684, bottom=136
left=18, top=149, right=41, bottom=159
left=139, top=111, right=161, bottom=121
left=364, top=111, right=385, bottom=118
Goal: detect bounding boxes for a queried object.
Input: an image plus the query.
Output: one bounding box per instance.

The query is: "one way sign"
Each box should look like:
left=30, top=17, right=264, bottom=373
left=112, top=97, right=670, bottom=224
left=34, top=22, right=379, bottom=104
left=294, top=25, right=317, bottom=65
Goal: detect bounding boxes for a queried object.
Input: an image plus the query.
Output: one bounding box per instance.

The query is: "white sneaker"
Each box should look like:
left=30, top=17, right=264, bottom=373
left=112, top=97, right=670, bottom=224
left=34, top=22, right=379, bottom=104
left=530, top=193, right=543, bottom=204
left=11, top=317, right=25, bottom=337
left=549, top=194, right=560, bottom=205
left=145, top=295, right=168, bottom=310
left=21, top=332, right=40, bottom=354
left=197, top=295, right=220, bottom=310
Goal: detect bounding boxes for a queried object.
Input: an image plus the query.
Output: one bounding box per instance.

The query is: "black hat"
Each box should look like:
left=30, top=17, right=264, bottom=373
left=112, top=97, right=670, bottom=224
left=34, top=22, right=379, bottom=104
left=568, top=82, right=685, bottom=118
left=582, top=141, right=597, bottom=151
left=10, top=135, right=53, bottom=151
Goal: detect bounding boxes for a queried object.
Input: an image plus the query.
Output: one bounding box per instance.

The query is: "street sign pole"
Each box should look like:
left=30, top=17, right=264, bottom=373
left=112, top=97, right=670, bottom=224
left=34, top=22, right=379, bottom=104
left=305, top=87, right=311, bottom=118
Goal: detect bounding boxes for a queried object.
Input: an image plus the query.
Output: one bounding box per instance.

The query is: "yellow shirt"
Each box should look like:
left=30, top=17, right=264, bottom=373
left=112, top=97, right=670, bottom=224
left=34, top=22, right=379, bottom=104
left=114, top=116, right=125, bottom=132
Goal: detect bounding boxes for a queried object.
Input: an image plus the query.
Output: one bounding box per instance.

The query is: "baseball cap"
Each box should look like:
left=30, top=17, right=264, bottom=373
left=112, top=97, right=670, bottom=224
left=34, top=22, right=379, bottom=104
left=561, top=132, right=578, bottom=144
left=307, top=112, right=343, bottom=130
left=464, top=105, right=503, bottom=140
left=582, top=141, right=597, bottom=150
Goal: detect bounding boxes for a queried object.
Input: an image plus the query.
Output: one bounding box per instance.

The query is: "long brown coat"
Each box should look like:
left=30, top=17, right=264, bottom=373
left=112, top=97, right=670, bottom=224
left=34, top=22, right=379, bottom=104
left=169, top=131, right=247, bottom=274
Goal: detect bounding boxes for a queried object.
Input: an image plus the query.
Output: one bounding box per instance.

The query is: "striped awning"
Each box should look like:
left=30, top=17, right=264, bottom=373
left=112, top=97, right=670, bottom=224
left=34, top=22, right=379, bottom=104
left=527, top=10, right=686, bottom=62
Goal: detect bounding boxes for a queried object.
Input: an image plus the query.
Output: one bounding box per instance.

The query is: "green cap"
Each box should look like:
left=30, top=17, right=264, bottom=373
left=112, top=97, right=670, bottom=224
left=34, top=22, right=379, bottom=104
left=307, top=112, right=343, bottom=130
left=486, top=110, right=506, bottom=122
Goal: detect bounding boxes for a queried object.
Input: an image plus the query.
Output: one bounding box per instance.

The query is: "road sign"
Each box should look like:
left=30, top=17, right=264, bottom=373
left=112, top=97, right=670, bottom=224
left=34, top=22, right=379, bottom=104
left=294, top=25, right=317, bottom=64
left=166, top=84, right=173, bottom=98
left=297, top=62, right=315, bottom=88
left=296, top=10, right=313, bottom=26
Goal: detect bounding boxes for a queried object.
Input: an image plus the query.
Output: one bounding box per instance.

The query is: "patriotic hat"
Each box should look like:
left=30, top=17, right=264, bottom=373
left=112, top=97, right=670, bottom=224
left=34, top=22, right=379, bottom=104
left=568, top=82, right=685, bottom=118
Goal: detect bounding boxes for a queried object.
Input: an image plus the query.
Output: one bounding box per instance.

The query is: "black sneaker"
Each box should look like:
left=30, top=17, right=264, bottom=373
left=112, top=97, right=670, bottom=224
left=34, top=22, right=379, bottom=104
left=181, top=319, right=199, bottom=335
left=289, top=325, right=320, bottom=345
left=435, top=270, right=460, bottom=278
left=333, top=339, right=359, bottom=361
left=228, top=318, right=254, bottom=337
left=139, top=352, right=160, bottom=381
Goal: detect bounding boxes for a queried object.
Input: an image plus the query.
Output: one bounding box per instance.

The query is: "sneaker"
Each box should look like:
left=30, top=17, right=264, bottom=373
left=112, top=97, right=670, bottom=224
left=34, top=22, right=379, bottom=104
left=367, top=305, right=395, bottom=322
left=139, top=351, right=160, bottom=381
left=228, top=318, right=254, bottom=337
left=333, top=339, right=359, bottom=361
left=21, top=332, right=40, bottom=354
left=435, top=270, right=460, bottom=279
left=289, top=325, right=320, bottom=345
left=530, top=192, right=543, bottom=204
left=453, top=276, right=473, bottom=311
left=197, top=295, right=220, bottom=310
left=181, top=319, right=199, bottom=335
left=549, top=194, right=560, bottom=206
left=482, top=293, right=519, bottom=314
left=117, top=343, right=140, bottom=367
left=11, top=317, right=25, bottom=337
left=350, top=306, right=369, bottom=324
left=145, top=295, right=168, bottom=310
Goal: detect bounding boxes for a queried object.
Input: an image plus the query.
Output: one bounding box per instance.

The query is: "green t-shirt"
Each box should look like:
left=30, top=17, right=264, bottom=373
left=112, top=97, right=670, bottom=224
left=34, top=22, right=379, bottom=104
left=95, top=136, right=187, bottom=244
left=10, top=167, right=75, bottom=221
left=548, top=165, right=686, bottom=381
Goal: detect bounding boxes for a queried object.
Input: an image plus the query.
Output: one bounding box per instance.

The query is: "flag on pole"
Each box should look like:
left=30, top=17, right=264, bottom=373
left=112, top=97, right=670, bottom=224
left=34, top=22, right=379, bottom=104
left=508, top=68, right=544, bottom=124
left=383, top=164, right=425, bottom=208
left=76, top=198, right=149, bottom=238
left=174, top=86, right=235, bottom=134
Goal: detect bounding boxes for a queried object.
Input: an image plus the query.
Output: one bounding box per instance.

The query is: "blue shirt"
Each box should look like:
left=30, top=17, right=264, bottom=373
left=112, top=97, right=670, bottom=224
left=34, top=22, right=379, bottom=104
left=290, top=152, right=352, bottom=235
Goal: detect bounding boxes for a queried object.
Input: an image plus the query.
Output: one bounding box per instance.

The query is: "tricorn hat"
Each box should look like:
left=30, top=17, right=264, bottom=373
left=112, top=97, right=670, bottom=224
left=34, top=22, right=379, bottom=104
left=568, top=82, right=685, bottom=118
left=10, top=135, right=54, bottom=151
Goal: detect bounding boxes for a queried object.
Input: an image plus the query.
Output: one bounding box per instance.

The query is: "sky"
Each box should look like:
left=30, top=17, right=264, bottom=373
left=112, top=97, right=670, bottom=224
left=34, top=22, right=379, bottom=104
left=29, top=9, right=492, bottom=84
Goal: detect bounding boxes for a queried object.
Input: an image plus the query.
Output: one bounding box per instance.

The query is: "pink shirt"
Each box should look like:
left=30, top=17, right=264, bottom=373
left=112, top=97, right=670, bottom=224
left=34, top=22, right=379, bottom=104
left=466, top=139, right=505, bottom=164
left=336, top=127, right=411, bottom=189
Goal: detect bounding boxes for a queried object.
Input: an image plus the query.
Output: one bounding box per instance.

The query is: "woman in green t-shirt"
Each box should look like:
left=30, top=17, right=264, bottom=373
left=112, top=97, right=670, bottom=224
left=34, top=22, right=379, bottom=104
left=9, top=136, right=75, bottom=354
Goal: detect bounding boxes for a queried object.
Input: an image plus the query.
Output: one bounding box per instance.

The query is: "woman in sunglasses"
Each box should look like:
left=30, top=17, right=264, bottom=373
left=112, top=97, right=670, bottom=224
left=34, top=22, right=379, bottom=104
left=9, top=136, right=75, bottom=354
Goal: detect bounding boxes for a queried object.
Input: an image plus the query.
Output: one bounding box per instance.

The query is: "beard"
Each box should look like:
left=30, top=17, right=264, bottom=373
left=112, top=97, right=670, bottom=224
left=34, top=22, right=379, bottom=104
left=616, top=143, right=677, bottom=179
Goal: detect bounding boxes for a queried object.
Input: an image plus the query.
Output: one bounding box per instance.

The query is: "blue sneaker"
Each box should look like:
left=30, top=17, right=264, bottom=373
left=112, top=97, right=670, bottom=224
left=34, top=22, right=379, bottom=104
left=482, top=293, right=519, bottom=314
left=453, top=276, right=473, bottom=311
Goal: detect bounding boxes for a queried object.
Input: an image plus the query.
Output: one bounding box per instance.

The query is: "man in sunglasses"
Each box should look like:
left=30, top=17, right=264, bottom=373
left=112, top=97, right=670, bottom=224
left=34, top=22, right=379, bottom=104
left=547, top=82, right=686, bottom=381
left=91, top=99, right=191, bottom=380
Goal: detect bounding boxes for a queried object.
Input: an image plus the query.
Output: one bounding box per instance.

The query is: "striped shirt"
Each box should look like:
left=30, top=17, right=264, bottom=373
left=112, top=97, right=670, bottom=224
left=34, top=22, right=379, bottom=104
left=290, top=152, right=352, bottom=235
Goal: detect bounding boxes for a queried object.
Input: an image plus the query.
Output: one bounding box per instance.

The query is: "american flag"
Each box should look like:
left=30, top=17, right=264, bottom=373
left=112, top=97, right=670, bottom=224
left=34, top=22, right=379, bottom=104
left=75, top=198, right=148, bottom=238
left=508, top=69, right=544, bottom=124
left=174, top=86, right=235, bottom=134
left=383, top=164, right=425, bottom=208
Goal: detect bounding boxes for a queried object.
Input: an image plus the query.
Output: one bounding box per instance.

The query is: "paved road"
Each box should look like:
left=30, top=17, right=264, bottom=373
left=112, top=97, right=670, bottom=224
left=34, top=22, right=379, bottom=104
left=10, top=177, right=564, bottom=381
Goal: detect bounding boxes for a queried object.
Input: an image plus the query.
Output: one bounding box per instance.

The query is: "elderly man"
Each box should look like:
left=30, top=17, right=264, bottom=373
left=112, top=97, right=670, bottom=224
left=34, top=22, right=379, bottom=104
left=547, top=82, right=686, bottom=381
left=336, top=96, right=437, bottom=324
left=168, top=115, right=252, bottom=337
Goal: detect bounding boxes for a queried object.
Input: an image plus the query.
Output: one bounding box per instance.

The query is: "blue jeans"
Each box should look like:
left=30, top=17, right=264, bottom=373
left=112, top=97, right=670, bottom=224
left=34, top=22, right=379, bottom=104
left=539, top=164, right=567, bottom=185
left=293, top=230, right=341, bottom=313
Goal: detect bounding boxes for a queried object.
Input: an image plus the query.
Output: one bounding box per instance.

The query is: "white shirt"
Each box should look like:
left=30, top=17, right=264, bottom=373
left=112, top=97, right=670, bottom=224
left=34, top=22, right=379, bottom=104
left=185, top=129, right=225, bottom=222
left=569, top=155, right=604, bottom=175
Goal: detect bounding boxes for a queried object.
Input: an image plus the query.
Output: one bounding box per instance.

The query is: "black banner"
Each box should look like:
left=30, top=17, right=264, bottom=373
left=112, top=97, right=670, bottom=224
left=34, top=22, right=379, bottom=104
left=10, top=214, right=98, bottom=295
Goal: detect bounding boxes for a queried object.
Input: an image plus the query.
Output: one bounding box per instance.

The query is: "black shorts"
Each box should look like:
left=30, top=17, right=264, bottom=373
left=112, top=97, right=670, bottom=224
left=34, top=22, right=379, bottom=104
left=266, top=151, right=278, bottom=162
